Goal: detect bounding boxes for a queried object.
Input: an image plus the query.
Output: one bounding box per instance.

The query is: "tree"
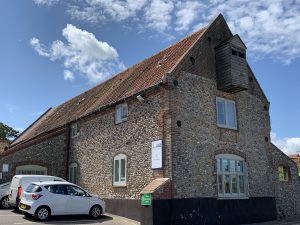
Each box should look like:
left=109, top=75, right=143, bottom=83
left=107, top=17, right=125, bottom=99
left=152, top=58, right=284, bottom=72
left=0, top=122, right=19, bottom=141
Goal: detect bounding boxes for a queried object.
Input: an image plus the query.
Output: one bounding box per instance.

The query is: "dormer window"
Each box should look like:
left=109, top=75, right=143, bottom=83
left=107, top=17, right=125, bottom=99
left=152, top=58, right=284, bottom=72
left=71, top=122, right=80, bottom=138
left=115, top=103, right=128, bottom=124
left=232, top=49, right=245, bottom=59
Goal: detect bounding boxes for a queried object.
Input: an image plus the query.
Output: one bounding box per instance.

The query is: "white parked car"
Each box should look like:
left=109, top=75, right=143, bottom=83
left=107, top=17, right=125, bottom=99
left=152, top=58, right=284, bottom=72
left=9, top=175, right=65, bottom=208
left=0, top=182, right=11, bottom=209
left=19, top=181, right=105, bottom=220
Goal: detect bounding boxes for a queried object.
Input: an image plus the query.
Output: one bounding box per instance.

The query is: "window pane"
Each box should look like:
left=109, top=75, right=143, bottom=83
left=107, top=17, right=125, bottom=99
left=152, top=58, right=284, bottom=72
left=217, top=100, right=226, bottom=125
left=218, top=175, right=223, bottom=194
left=67, top=185, right=85, bottom=196
left=232, top=175, right=237, bottom=193
left=217, top=159, right=221, bottom=172
left=230, top=160, right=235, bottom=172
left=278, top=166, right=289, bottom=181
left=227, top=101, right=236, bottom=128
left=116, top=105, right=122, bottom=122
left=237, top=161, right=243, bottom=172
left=73, top=167, right=77, bottom=184
left=222, top=159, right=229, bottom=172
left=239, top=175, right=245, bottom=193
left=69, top=167, right=73, bottom=183
left=121, top=104, right=128, bottom=119
left=114, top=160, right=119, bottom=182
left=225, top=175, right=230, bottom=193
left=120, top=159, right=126, bottom=181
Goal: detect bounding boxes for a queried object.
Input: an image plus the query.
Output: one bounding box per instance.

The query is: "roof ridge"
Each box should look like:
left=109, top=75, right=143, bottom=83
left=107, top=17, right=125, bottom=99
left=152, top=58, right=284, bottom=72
left=11, top=20, right=214, bottom=146
left=42, top=27, right=208, bottom=114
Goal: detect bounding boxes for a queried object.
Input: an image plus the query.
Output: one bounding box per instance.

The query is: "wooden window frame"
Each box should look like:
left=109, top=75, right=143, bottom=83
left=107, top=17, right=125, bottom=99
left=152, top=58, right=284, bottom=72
left=216, top=97, right=237, bottom=130
left=113, top=154, right=127, bottom=187
left=115, top=103, right=128, bottom=124
left=216, top=154, right=248, bottom=199
left=68, top=162, right=78, bottom=184
left=71, top=122, right=80, bottom=138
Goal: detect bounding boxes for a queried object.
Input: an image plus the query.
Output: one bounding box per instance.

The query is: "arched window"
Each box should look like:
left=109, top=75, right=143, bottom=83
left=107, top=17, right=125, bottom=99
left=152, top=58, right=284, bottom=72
left=216, top=154, right=248, bottom=198
left=113, top=154, right=127, bottom=186
left=16, top=165, right=47, bottom=175
left=68, top=162, right=78, bottom=184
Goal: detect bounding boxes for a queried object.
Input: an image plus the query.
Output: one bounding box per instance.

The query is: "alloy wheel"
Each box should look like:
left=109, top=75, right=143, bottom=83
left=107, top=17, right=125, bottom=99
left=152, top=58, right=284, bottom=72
left=1, top=197, right=9, bottom=209
left=91, top=206, right=101, bottom=218
left=37, top=208, right=49, bottom=220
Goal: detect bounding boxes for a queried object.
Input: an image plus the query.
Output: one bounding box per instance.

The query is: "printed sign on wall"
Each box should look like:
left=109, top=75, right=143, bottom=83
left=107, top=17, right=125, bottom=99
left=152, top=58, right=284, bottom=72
left=151, top=140, right=162, bottom=169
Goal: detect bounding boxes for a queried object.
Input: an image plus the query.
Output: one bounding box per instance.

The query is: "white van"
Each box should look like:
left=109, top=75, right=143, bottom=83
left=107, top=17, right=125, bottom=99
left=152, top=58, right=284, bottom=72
left=8, top=175, right=65, bottom=208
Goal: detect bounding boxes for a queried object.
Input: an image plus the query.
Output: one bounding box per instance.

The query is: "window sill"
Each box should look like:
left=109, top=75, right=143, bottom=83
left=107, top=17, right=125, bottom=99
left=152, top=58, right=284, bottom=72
left=115, top=118, right=128, bottom=125
left=217, top=196, right=249, bottom=200
left=113, top=185, right=127, bottom=188
left=217, top=125, right=238, bottom=131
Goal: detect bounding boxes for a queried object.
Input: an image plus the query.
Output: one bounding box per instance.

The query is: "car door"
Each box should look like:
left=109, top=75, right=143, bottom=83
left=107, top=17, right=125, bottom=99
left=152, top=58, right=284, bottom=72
left=44, top=185, right=68, bottom=215
left=65, top=185, right=90, bottom=215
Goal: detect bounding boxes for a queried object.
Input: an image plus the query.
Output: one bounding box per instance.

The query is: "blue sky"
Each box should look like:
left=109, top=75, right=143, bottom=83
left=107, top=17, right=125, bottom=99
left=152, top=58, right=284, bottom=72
left=0, top=0, right=299, bottom=154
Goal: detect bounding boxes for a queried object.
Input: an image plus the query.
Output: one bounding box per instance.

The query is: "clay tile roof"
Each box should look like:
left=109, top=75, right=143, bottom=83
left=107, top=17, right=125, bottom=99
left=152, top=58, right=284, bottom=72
left=12, top=27, right=207, bottom=146
left=289, top=154, right=300, bottom=159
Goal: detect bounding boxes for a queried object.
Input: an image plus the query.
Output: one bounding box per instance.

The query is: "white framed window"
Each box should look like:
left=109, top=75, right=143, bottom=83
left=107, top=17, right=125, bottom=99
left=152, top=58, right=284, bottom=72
left=216, top=97, right=237, bottom=129
left=115, top=103, right=128, bottom=124
left=71, top=122, right=80, bottom=138
left=113, top=154, right=127, bottom=186
left=68, top=162, right=78, bottom=184
left=216, top=154, right=248, bottom=198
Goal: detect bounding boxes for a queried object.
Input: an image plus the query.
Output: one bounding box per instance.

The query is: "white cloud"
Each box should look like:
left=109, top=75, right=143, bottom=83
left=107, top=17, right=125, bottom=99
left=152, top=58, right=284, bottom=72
left=68, top=0, right=147, bottom=23
left=271, top=132, right=300, bottom=155
left=199, top=0, right=300, bottom=63
left=33, top=0, right=58, bottom=6
left=64, top=70, right=75, bottom=81
left=30, top=24, right=125, bottom=83
left=144, top=0, right=174, bottom=33
left=35, top=0, right=300, bottom=63
left=175, top=1, right=204, bottom=32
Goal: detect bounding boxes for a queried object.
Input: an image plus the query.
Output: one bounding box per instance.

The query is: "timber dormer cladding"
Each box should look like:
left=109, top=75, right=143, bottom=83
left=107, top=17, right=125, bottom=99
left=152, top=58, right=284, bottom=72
left=215, top=34, right=249, bottom=93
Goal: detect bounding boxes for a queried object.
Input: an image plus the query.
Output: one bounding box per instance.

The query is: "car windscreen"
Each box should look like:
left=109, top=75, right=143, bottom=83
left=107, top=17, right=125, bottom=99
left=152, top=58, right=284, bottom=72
left=26, top=184, right=42, bottom=193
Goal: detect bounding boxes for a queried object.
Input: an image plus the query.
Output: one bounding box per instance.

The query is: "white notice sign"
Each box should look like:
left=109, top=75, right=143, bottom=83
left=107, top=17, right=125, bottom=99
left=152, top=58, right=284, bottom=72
left=2, top=164, right=8, bottom=172
left=151, top=140, right=162, bottom=169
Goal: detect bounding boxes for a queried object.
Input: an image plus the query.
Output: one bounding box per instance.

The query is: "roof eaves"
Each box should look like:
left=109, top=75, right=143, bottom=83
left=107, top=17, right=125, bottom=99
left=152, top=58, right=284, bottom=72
left=11, top=107, right=53, bottom=145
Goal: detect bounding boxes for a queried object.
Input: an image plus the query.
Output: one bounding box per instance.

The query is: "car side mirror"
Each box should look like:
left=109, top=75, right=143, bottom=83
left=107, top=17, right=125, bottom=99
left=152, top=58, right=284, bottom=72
left=85, top=193, right=91, bottom=197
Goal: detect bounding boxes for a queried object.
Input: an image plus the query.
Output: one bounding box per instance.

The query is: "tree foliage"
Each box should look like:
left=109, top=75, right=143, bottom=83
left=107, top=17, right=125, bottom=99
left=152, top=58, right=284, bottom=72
left=0, top=122, right=19, bottom=141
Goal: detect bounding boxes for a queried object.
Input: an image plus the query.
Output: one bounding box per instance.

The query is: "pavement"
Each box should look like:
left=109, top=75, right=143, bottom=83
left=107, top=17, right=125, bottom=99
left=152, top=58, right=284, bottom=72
left=243, top=220, right=300, bottom=225
left=0, top=209, right=140, bottom=225
left=3, top=209, right=300, bottom=225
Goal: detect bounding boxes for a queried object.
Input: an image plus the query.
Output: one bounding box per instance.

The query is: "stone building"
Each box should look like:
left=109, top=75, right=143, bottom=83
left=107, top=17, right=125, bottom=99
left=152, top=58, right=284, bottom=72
left=1, top=14, right=299, bottom=225
left=288, top=154, right=300, bottom=176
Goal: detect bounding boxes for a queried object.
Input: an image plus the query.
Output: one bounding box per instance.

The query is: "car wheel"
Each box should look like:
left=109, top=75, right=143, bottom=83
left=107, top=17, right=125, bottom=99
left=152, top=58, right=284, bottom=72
left=35, top=206, right=50, bottom=221
left=89, top=205, right=102, bottom=219
left=1, top=196, right=10, bottom=209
